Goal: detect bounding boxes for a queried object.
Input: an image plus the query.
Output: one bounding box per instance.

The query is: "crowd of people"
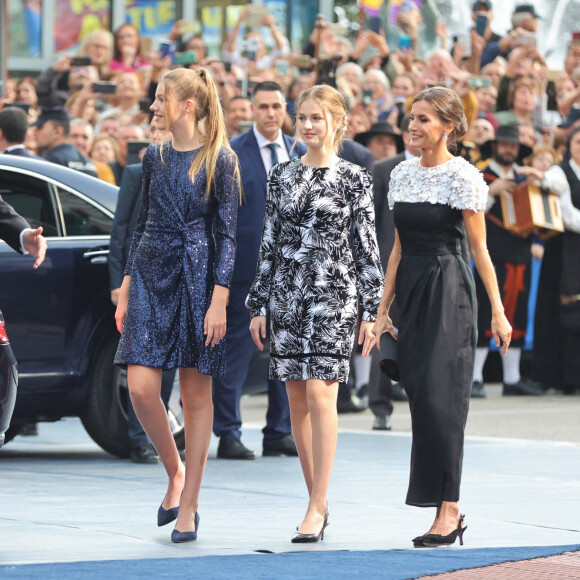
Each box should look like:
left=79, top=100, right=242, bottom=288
left=0, top=3, right=578, bottom=423
left=1, top=0, right=579, bottom=550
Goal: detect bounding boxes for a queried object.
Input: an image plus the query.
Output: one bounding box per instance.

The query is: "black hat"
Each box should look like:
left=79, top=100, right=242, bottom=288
left=558, top=107, right=580, bottom=129
left=479, top=124, right=533, bottom=162
left=472, top=0, right=492, bottom=11
left=354, top=122, right=404, bottom=152
left=30, top=107, right=72, bottom=127
left=514, top=4, right=542, bottom=18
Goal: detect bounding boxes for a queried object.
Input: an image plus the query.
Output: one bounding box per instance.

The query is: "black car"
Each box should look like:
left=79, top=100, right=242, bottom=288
left=0, top=154, right=185, bottom=456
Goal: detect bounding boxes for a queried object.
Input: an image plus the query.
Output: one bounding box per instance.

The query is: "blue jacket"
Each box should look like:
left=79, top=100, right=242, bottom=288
left=230, top=129, right=306, bottom=285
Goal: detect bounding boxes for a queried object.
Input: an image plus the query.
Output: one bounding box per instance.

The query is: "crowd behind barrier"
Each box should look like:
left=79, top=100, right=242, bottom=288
left=1, top=2, right=580, bottom=444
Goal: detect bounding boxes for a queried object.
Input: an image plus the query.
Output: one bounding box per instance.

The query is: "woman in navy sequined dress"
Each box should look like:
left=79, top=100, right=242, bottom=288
left=114, top=68, right=240, bottom=543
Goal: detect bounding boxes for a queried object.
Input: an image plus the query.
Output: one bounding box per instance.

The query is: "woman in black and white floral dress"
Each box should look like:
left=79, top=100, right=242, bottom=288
left=247, top=86, right=384, bottom=543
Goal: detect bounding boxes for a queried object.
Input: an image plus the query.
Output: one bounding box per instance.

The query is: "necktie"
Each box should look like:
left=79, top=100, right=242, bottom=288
left=267, top=142, right=279, bottom=168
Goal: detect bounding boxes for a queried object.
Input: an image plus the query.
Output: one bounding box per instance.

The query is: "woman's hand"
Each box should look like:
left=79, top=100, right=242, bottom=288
left=491, top=310, right=512, bottom=355
left=516, top=165, right=544, bottom=182
left=249, top=316, right=267, bottom=351
left=358, top=321, right=376, bottom=358
left=205, top=286, right=229, bottom=347
left=373, top=311, right=398, bottom=350
left=115, top=277, right=130, bottom=334
left=531, top=242, right=545, bottom=260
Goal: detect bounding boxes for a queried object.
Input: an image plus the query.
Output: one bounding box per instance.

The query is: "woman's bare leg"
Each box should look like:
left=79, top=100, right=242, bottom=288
left=286, top=381, right=314, bottom=494
left=173, top=367, right=213, bottom=532
left=427, top=501, right=461, bottom=535
left=128, top=365, right=184, bottom=508
left=298, top=379, right=338, bottom=534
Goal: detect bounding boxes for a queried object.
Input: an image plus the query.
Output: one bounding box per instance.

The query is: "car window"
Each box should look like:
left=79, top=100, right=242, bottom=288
left=0, top=170, right=59, bottom=236
left=57, top=188, right=112, bottom=236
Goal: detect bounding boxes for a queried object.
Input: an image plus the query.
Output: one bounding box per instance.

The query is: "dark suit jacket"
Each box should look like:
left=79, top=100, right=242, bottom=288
left=0, top=196, right=31, bottom=254
left=372, top=152, right=406, bottom=268
left=340, top=139, right=374, bottom=171
left=229, top=129, right=306, bottom=285
left=3, top=147, right=42, bottom=159
left=108, top=164, right=142, bottom=290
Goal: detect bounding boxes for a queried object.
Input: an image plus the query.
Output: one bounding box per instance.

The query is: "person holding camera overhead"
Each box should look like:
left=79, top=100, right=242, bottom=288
left=373, top=87, right=511, bottom=547
left=223, top=5, right=290, bottom=71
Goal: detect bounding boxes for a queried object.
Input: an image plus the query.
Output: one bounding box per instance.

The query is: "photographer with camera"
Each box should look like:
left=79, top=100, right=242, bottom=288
left=223, top=6, right=290, bottom=71
left=480, top=4, right=542, bottom=69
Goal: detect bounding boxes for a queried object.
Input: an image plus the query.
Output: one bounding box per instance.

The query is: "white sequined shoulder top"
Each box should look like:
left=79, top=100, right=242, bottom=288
left=388, top=156, right=488, bottom=212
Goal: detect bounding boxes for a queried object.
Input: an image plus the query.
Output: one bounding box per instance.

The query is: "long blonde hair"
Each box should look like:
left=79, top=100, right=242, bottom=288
left=294, top=85, right=348, bottom=154
left=160, top=68, right=240, bottom=199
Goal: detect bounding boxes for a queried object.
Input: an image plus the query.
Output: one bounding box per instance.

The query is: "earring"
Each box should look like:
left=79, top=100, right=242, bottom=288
left=442, top=131, right=448, bottom=142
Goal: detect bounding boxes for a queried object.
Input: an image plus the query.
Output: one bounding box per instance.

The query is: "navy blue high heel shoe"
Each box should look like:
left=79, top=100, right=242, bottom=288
left=171, top=512, right=200, bottom=543
left=157, top=504, right=179, bottom=527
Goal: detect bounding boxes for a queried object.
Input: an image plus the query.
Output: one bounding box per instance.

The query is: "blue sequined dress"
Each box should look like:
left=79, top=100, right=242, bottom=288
left=114, top=142, right=239, bottom=375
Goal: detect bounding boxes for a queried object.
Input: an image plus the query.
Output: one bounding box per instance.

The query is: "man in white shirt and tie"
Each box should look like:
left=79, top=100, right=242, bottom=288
left=213, top=82, right=306, bottom=460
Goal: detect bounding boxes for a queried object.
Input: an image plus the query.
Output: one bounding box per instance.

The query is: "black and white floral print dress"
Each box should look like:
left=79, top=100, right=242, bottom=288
left=246, top=156, right=384, bottom=382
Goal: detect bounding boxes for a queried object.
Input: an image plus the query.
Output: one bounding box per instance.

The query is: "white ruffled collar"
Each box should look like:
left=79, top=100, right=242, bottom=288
left=388, top=156, right=488, bottom=212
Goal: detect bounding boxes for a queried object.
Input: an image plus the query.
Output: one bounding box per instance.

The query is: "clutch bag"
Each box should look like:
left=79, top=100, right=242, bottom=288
left=379, top=331, right=399, bottom=382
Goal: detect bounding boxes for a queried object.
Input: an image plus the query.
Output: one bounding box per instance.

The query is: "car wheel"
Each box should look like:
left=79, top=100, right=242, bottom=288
left=81, top=334, right=185, bottom=458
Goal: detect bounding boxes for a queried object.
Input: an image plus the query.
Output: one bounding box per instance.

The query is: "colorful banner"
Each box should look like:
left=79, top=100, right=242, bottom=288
left=125, top=0, right=176, bottom=37
left=54, top=0, right=110, bottom=52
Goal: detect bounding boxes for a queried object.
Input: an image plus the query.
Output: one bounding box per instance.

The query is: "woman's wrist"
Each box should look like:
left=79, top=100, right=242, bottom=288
left=491, top=305, right=505, bottom=317
left=211, top=285, right=229, bottom=305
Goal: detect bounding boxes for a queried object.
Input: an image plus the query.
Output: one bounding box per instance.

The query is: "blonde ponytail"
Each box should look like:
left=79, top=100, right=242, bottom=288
left=160, top=68, right=241, bottom=200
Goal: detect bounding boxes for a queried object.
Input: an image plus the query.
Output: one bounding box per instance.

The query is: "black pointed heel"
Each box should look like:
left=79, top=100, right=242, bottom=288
left=291, top=513, right=329, bottom=543
left=421, top=514, right=467, bottom=547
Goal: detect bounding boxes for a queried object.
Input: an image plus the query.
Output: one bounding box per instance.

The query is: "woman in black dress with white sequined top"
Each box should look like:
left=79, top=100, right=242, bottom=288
left=373, top=87, right=512, bottom=547
left=247, top=86, right=384, bottom=542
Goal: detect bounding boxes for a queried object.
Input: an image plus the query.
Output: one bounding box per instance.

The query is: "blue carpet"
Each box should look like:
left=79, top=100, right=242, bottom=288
left=4, top=545, right=579, bottom=579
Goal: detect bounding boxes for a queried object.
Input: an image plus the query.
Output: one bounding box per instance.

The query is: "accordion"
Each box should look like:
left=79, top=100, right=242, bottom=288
left=499, top=182, right=564, bottom=240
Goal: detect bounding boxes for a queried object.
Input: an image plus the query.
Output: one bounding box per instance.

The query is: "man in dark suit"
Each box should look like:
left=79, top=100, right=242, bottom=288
left=109, top=161, right=176, bottom=463
left=0, top=107, right=41, bottom=158
left=367, top=115, right=416, bottom=429
left=340, top=138, right=374, bottom=171
left=335, top=138, right=374, bottom=414
left=213, top=81, right=305, bottom=459
left=0, top=198, right=46, bottom=267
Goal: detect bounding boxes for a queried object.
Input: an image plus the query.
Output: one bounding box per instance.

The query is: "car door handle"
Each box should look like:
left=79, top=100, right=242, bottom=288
left=83, top=249, right=109, bottom=264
